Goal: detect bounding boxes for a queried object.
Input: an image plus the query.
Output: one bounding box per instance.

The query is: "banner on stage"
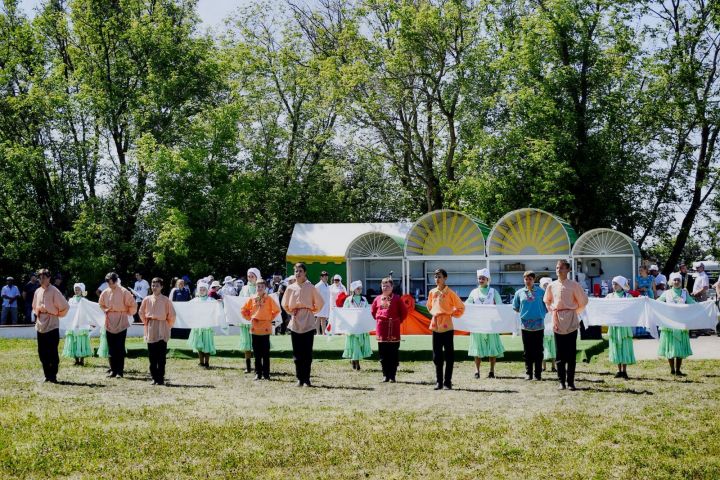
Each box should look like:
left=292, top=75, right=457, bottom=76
left=328, top=307, right=375, bottom=334
left=453, top=304, right=518, bottom=334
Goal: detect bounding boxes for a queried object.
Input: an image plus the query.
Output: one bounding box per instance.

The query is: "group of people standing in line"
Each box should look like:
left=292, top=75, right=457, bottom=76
left=20, top=258, right=719, bottom=389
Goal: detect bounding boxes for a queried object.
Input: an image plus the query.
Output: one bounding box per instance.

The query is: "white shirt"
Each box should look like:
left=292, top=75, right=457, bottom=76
left=314, top=281, right=330, bottom=317
left=329, top=283, right=347, bottom=309
left=220, top=285, right=237, bottom=297
left=134, top=279, right=150, bottom=302
left=97, top=282, right=108, bottom=293
left=1, top=285, right=20, bottom=308
left=654, top=273, right=667, bottom=286
left=693, top=271, right=710, bottom=294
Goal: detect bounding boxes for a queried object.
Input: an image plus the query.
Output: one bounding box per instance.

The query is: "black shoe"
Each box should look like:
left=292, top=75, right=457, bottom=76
left=434, top=383, right=443, bottom=390
left=568, top=384, right=576, bottom=391
left=474, top=372, right=480, bottom=379
left=356, top=363, right=361, bottom=371
left=671, top=368, right=676, bottom=375
left=198, top=362, right=204, bottom=367
left=622, top=372, right=629, bottom=379
left=157, top=380, right=164, bottom=386
left=389, top=378, right=396, bottom=383
left=534, top=376, right=542, bottom=381
left=551, top=367, right=557, bottom=372
left=116, top=374, right=123, bottom=378
left=558, top=383, right=566, bottom=390
left=443, top=383, right=452, bottom=390
left=488, top=371, right=495, bottom=379
left=295, top=381, right=303, bottom=387
left=254, top=375, right=261, bottom=381
left=382, top=377, right=389, bottom=383
left=614, top=372, right=623, bottom=378
left=106, top=368, right=113, bottom=374
left=151, top=381, right=158, bottom=385
left=676, top=371, right=686, bottom=377
left=525, top=374, right=533, bottom=381
left=107, top=373, right=117, bottom=378
left=263, top=376, right=270, bottom=381
left=304, top=380, right=312, bottom=387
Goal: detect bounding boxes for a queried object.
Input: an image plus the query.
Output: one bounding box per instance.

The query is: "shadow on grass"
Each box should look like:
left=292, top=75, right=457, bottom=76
left=164, top=383, right=216, bottom=389
left=451, top=387, right=519, bottom=393
left=57, top=380, right=107, bottom=388
left=308, top=384, right=376, bottom=392
left=575, top=386, right=654, bottom=395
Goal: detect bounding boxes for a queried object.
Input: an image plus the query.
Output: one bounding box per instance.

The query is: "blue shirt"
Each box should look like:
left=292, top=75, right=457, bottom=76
left=512, top=287, right=546, bottom=330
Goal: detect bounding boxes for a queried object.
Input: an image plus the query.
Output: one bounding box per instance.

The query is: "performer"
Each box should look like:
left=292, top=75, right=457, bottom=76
left=543, top=260, right=589, bottom=391
left=539, top=277, right=556, bottom=373
left=239, top=268, right=263, bottom=373
left=32, top=269, right=70, bottom=383
left=466, top=268, right=504, bottom=379
left=657, top=273, right=695, bottom=376
left=512, top=271, right=547, bottom=381
left=187, top=282, right=216, bottom=368
left=98, top=272, right=136, bottom=378
left=371, top=277, right=407, bottom=383
left=62, top=283, right=93, bottom=366
left=241, top=278, right=280, bottom=380
left=605, top=276, right=636, bottom=379
left=341, top=280, right=372, bottom=371
left=281, top=263, right=324, bottom=387
left=427, top=269, right=465, bottom=390
left=139, top=278, right=176, bottom=385
left=314, top=271, right=330, bottom=336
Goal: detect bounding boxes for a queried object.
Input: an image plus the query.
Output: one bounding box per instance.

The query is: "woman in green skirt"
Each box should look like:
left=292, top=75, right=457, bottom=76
left=341, top=280, right=372, bottom=370
left=657, top=272, right=695, bottom=376
left=605, top=276, right=636, bottom=379
left=62, top=283, right=93, bottom=366
left=187, top=282, right=217, bottom=368
left=239, top=268, right=262, bottom=373
left=466, top=268, right=504, bottom=379
left=539, top=277, right=556, bottom=372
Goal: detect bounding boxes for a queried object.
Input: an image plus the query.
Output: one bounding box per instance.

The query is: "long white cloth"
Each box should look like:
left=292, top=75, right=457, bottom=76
left=222, top=294, right=282, bottom=326
left=172, top=301, right=227, bottom=329
left=584, top=297, right=647, bottom=328
left=61, top=300, right=131, bottom=336
left=453, top=304, right=518, bottom=334
left=328, top=307, right=375, bottom=334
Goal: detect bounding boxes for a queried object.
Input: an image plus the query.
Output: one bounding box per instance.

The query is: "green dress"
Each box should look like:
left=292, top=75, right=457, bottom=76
left=466, top=286, right=505, bottom=358
left=187, top=296, right=217, bottom=355
left=62, top=298, right=93, bottom=359
left=97, top=327, right=109, bottom=358
left=605, top=292, right=636, bottom=365
left=238, top=285, right=256, bottom=352
left=656, top=288, right=694, bottom=359
left=543, top=332, right=556, bottom=360
left=341, top=296, right=372, bottom=361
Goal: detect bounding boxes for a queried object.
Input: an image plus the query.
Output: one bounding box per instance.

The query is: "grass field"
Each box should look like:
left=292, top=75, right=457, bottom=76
left=1, top=337, right=720, bottom=479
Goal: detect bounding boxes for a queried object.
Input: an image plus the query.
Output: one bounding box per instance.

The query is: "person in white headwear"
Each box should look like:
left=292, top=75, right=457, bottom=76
left=329, top=274, right=347, bottom=310
left=605, top=276, right=636, bottom=379
left=341, top=280, right=372, bottom=370
left=539, top=277, right=556, bottom=373
left=465, top=268, right=504, bottom=379
left=649, top=265, right=666, bottom=293
left=656, top=272, right=695, bottom=376
left=238, top=268, right=261, bottom=373
left=62, top=283, right=93, bottom=366
left=187, top=282, right=217, bottom=368
left=220, top=276, right=238, bottom=297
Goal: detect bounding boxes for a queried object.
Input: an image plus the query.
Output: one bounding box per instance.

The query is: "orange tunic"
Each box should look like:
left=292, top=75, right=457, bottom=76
left=281, top=280, right=325, bottom=334
left=543, top=279, right=588, bottom=334
left=139, top=294, right=176, bottom=343
left=98, top=286, right=137, bottom=334
left=242, top=294, right=281, bottom=335
left=32, top=285, right=70, bottom=333
left=426, top=286, right=465, bottom=333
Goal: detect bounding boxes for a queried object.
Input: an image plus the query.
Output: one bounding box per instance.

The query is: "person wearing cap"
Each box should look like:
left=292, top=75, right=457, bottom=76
left=221, top=276, right=238, bottom=297
left=329, top=274, right=347, bottom=312
left=466, top=268, right=504, bottom=379
left=187, top=282, right=217, bottom=368
left=22, top=273, right=39, bottom=324
left=98, top=272, right=137, bottom=378
left=62, top=283, right=93, bottom=366
left=657, top=272, right=695, bottom=376
left=281, top=263, right=325, bottom=387
left=241, top=278, right=280, bottom=380
left=543, top=260, right=589, bottom=391
left=512, top=271, right=547, bottom=381
left=636, top=265, right=656, bottom=300
left=539, top=277, right=556, bottom=373
left=132, top=273, right=150, bottom=323
left=239, top=268, right=263, bottom=373
left=139, top=277, right=176, bottom=385
left=649, top=265, right=666, bottom=293
left=691, top=263, right=710, bottom=302
left=1, top=276, right=21, bottom=325
left=605, top=276, right=636, bottom=379
left=314, top=271, right=331, bottom=335
left=32, top=268, right=70, bottom=383
left=427, top=268, right=465, bottom=390
left=341, top=280, right=372, bottom=371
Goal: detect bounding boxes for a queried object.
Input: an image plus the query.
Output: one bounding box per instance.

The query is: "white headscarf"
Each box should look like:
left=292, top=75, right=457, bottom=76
left=539, top=277, right=552, bottom=289
left=247, top=268, right=261, bottom=283
left=350, top=280, right=362, bottom=292
left=223, top=276, right=234, bottom=284
left=612, top=275, right=629, bottom=290
left=73, top=283, right=87, bottom=296
left=477, top=268, right=490, bottom=280
left=197, top=282, right=209, bottom=296
left=669, top=272, right=682, bottom=282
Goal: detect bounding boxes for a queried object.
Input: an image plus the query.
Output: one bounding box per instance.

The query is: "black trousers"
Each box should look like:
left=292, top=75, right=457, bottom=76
left=432, top=330, right=454, bottom=386
left=147, top=340, right=167, bottom=383
left=106, top=329, right=127, bottom=376
left=252, top=334, right=271, bottom=377
left=290, top=330, right=315, bottom=383
left=555, top=330, right=578, bottom=386
left=521, top=329, right=544, bottom=378
left=378, top=342, right=400, bottom=380
left=37, top=328, right=60, bottom=381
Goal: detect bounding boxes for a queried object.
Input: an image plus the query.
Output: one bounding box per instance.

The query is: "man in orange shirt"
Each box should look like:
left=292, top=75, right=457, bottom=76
left=139, top=277, right=176, bottom=385
left=32, top=268, right=70, bottom=383
left=427, top=269, right=465, bottom=390
left=98, top=272, right=137, bottom=378
left=242, top=278, right=281, bottom=380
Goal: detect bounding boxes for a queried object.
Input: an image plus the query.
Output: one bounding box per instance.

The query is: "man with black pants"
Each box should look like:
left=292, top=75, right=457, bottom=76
left=544, top=260, right=588, bottom=390
left=281, top=263, right=324, bottom=387
left=98, top=272, right=137, bottom=378
left=426, top=269, right=465, bottom=390
left=32, top=269, right=70, bottom=383
left=139, top=277, right=175, bottom=385
left=513, top=271, right=547, bottom=381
